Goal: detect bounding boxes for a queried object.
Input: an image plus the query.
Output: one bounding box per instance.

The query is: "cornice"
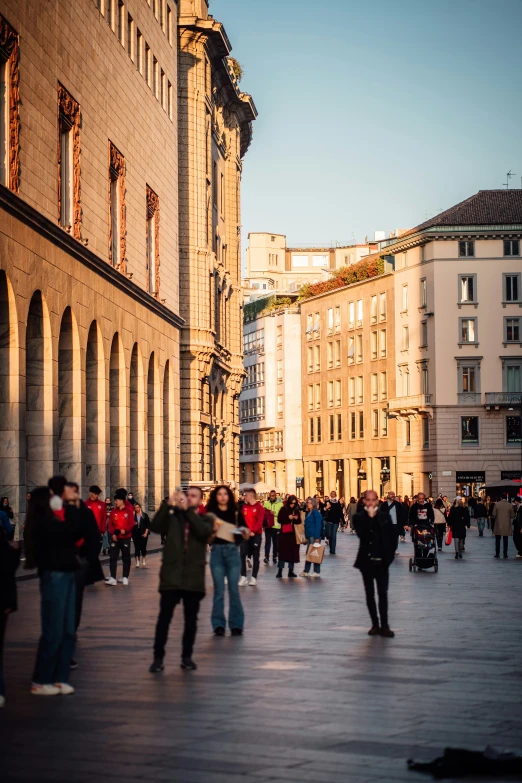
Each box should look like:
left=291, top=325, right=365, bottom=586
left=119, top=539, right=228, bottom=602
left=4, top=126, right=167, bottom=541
left=0, top=185, right=184, bottom=330
left=383, top=225, right=522, bottom=255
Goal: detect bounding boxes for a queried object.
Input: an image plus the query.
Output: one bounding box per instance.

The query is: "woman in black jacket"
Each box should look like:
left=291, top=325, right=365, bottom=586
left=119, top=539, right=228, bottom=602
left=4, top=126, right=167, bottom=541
left=0, top=525, right=20, bottom=707
left=133, top=503, right=150, bottom=568
left=448, top=497, right=470, bottom=560
left=0, top=497, right=14, bottom=521
left=276, top=496, right=301, bottom=579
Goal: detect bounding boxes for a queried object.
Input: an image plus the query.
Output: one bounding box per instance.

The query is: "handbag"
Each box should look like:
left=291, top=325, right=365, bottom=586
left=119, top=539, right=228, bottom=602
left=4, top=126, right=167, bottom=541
left=445, top=529, right=453, bottom=546
left=281, top=523, right=293, bottom=534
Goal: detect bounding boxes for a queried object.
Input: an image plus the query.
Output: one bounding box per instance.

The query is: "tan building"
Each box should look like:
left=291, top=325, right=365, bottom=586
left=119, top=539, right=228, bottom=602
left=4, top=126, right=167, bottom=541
left=384, top=190, right=522, bottom=498
left=0, top=0, right=186, bottom=523
left=300, top=268, right=397, bottom=499
left=239, top=299, right=304, bottom=496
left=178, top=0, right=257, bottom=488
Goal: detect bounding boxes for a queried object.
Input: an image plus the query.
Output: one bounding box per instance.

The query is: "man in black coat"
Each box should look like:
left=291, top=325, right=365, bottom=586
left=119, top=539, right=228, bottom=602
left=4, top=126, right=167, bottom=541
left=353, top=489, right=397, bottom=638
left=380, top=490, right=407, bottom=541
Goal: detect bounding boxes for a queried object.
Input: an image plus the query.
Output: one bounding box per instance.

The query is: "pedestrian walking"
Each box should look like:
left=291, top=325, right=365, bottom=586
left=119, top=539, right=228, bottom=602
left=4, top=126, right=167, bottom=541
left=239, top=488, right=264, bottom=586
left=347, top=497, right=358, bottom=534
left=408, top=493, right=434, bottom=539
left=148, top=489, right=214, bottom=672
left=491, top=497, right=515, bottom=559
left=106, top=489, right=134, bottom=586
left=276, top=495, right=301, bottom=578
left=381, top=491, right=407, bottom=544
left=301, top=498, right=323, bottom=577
left=513, top=498, right=522, bottom=558
left=103, top=497, right=112, bottom=554
left=433, top=499, right=447, bottom=551
left=84, top=486, right=106, bottom=553
left=353, top=489, right=396, bottom=637
left=25, top=482, right=83, bottom=696
left=0, top=524, right=20, bottom=707
left=448, top=497, right=469, bottom=559
left=263, top=490, right=283, bottom=564
left=474, top=499, right=488, bottom=537
left=325, top=491, right=343, bottom=554
left=207, top=486, right=244, bottom=636
left=132, top=503, right=150, bottom=568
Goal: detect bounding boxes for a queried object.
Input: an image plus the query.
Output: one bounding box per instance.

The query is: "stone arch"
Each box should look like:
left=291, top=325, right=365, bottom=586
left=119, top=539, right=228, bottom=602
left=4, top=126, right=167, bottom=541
left=0, top=271, right=21, bottom=513
left=26, top=291, right=54, bottom=489
left=147, top=351, right=162, bottom=512
left=58, top=307, right=82, bottom=484
left=130, top=342, right=146, bottom=503
left=109, top=333, right=127, bottom=495
left=86, top=321, right=107, bottom=495
left=162, top=360, right=174, bottom=498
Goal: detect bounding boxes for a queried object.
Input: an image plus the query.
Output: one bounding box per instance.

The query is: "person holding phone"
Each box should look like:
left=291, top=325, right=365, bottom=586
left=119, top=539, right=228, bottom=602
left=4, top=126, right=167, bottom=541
left=276, top=495, right=301, bottom=579
left=132, top=503, right=150, bottom=568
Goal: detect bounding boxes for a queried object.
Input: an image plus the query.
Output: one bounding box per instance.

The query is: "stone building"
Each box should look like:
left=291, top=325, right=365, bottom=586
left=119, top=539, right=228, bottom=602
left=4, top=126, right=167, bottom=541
left=0, top=0, right=183, bottom=522
left=239, top=298, right=303, bottom=497
left=300, top=268, right=397, bottom=499
left=384, top=190, right=522, bottom=498
left=178, top=0, right=257, bottom=488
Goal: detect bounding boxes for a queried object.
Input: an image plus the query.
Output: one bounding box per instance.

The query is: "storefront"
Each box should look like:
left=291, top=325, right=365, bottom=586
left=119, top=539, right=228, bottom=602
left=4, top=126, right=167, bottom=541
left=456, top=471, right=486, bottom=498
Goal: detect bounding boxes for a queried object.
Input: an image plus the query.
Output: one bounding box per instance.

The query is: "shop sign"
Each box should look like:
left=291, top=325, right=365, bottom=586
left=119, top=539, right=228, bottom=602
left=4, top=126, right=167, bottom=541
left=442, top=470, right=452, bottom=476
left=501, top=471, right=522, bottom=481
left=296, top=477, right=304, bottom=488
left=456, top=471, right=486, bottom=483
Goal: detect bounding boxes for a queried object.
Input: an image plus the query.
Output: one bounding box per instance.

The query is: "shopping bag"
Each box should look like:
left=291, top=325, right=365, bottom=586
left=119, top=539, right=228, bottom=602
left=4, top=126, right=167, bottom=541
left=306, top=543, right=325, bottom=565
left=445, top=529, right=453, bottom=546
left=294, top=522, right=307, bottom=545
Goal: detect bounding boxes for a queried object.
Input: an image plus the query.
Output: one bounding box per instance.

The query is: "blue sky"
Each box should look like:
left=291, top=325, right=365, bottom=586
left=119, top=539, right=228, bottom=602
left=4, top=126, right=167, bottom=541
left=211, top=0, right=522, bottom=248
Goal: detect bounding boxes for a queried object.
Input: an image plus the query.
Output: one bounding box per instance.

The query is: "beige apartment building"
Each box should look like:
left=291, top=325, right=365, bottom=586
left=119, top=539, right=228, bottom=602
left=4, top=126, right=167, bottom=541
left=178, top=0, right=257, bottom=488
left=383, top=189, right=522, bottom=498
left=300, top=269, right=397, bottom=499
left=239, top=301, right=304, bottom=496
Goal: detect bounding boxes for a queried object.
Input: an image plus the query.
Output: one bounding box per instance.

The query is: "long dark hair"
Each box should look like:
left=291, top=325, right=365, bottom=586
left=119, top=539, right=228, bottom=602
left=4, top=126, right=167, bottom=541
left=24, top=486, right=55, bottom=570
left=0, top=496, right=10, bottom=507
left=285, top=494, right=298, bottom=509
left=206, top=485, right=237, bottom=515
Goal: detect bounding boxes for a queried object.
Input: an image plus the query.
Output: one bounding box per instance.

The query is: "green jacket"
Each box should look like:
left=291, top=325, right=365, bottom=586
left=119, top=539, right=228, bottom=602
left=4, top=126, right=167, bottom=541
left=150, top=504, right=213, bottom=593
left=263, top=498, right=284, bottom=530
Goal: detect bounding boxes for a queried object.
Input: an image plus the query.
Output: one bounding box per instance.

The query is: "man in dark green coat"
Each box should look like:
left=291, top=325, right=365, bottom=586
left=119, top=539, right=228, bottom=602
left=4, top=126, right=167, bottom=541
left=149, top=488, right=214, bottom=672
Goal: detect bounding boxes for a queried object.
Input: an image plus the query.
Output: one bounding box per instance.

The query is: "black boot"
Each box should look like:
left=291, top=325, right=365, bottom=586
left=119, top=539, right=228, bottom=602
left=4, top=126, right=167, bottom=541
left=149, top=658, right=164, bottom=673
left=368, top=625, right=380, bottom=636
left=288, top=571, right=298, bottom=578
left=276, top=569, right=283, bottom=578
left=180, top=657, right=197, bottom=670
left=214, top=626, right=225, bottom=637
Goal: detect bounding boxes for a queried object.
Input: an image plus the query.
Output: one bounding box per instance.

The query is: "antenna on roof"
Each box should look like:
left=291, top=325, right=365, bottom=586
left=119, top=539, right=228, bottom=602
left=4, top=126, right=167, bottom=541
left=503, top=170, right=515, bottom=189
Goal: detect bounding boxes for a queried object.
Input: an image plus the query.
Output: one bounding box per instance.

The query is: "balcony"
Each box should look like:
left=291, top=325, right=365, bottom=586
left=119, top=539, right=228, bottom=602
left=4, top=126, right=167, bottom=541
left=458, top=392, right=482, bottom=405
left=485, top=392, right=522, bottom=407
left=388, top=394, right=433, bottom=416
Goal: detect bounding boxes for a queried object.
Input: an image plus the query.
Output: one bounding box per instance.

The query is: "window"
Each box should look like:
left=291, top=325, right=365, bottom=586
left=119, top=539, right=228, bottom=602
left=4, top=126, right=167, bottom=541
left=315, top=383, right=321, bottom=409
left=317, top=416, right=322, bottom=443
left=153, top=57, right=159, bottom=98
left=307, top=385, right=314, bottom=412
left=356, top=299, right=363, bottom=327
left=459, top=274, right=476, bottom=304
left=159, top=0, right=165, bottom=29
left=402, top=285, right=408, bottom=312
left=334, top=306, right=341, bottom=331
left=118, top=1, right=125, bottom=44
left=160, top=69, right=166, bottom=109
left=420, top=320, right=428, bottom=347
left=0, top=57, right=9, bottom=187
left=327, top=308, right=334, bottom=334
left=277, top=359, right=283, bottom=383
left=277, top=395, right=283, bottom=417
left=459, top=318, right=477, bottom=344
left=59, top=115, right=73, bottom=229
left=335, top=379, right=342, bottom=407
left=504, top=239, right=520, bottom=257
left=380, top=372, right=387, bottom=400
left=356, top=334, right=363, bottom=363
left=152, top=0, right=158, bottom=19
left=314, top=345, right=321, bottom=372
left=145, top=43, right=151, bottom=86
left=421, top=367, right=429, bottom=394
left=167, top=5, right=172, bottom=44
left=275, top=430, right=283, bottom=451
left=292, top=254, right=308, bottom=267
left=350, top=412, right=356, bottom=440
left=136, top=29, right=143, bottom=73
left=504, top=274, right=521, bottom=303
left=220, top=172, right=225, bottom=214
left=334, top=340, right=341, bottom=368
left=329, top=414, right=335, bottom=441
left=461, top=415, right=479, bottom=445
left=371, top=373, right=378, bottom=401
left=327, top=381, right=334, bottom=408
left=306, top=313, right=313, bottom=339
left=127, top=14, right=134, bottom=58
left=402, top=369, right=410, bottom=397
left=379, top=292, right=386, bottom=321
left=504, top=361, right=521, bottom=393
left=327, top=342, right=333, bottom=369
left=307, top=346, right=313, bottom=373
left=381, top=409, right=388, bottom=437
left=379, top=329, right=387, bottom=358
left=420, top=278, right=427, bottom=308
left=109, top=141, right=125, bottom=269
left=372, top=409, right=379, bottom=438
left=358, top=411, right=364, bottom=439
left=462, top=366, right=476, bottom=392
left=146, top=186, right=159, bottom=294
left=356, top=375, right=364, bottom=404
left=276, top=325, right=283, bottom=348
left=308, top=418, right=315, bottom=443
left=504, top=317, right=521, bottom=343
left=370, top=331, right=378, bottom=360
left=402, top=325, right=409, bottom=351
left=312, top=254, right=328, bottom=267
left=167, top=81, right=173, bottom=120
left=422, top=417, right=430, bottom=448
left=459, top=240, right=474, bottom=257
left=106, top=0, right=114, bottom=28
left=348, top=336, right=355, bottom=364
left=314, top=312, right=320, bottom=336
left=371, top=295, right=377, bottom=323
left=405, top=419, right=411, bottom=446
left=336, top=413, right=342, bottom=441
left=507, top=416, right=521, bottom=446
left=349, top=377, right=355, bottom=405
left=349, top=301, right=355, bottom=329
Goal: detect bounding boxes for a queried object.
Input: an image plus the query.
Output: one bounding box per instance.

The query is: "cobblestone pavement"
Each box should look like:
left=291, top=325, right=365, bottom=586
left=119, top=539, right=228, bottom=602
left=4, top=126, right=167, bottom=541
left=1, top=525, right=522, bottom=783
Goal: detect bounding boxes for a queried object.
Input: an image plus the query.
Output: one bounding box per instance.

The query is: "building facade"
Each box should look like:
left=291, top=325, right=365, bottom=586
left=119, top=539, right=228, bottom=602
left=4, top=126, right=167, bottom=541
left=239, top=303, right=303, bottom=496
left=178, top=0, right=257, bottom=488
left=384, top=190, right=522, bottom=498
left=300, top=272, right=397, bottom=499
left=0, top=0, right=185, bottom=523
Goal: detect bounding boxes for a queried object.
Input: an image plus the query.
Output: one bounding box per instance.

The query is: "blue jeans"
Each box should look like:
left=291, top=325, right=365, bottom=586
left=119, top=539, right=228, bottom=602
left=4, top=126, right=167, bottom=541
left=476, top=517, right=486, bottom=535
left=210, top=544, right=244, bottom=631
left=329, top=523, right=339, bottom=553
left=33, top=571, right=76, bottom=685
left=303, top=537, right=321, bottom=574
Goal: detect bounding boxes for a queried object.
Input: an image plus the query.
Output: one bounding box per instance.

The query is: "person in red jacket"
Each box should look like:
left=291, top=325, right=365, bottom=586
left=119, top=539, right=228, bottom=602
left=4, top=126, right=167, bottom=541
left=239, top=488, right=265, bottom=586
left=84, top=485, right=106, bottom=549
left=105, top=488, right=134, bottom=586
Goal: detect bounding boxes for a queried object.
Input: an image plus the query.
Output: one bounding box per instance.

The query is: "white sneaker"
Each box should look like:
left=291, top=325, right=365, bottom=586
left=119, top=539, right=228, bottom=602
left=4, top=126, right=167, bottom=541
left=300, top=571, right=310, bottom=577
left=246, top=556, right=253, bottom=570
left=311, top=572, right=321, bottom=578
left=54, top=682, right=75, bottom=695
left=135, top=560, right=140, bottom=568
left=238, top=576, right=248, bottom=586
left=122, top=577, right=129, bottom=586
left=0, top=695, right=5, bottom=708
left=105, top=577, right=117, bottom=586
left=142, top=558, right=146, bottom=567
left=224, top=576, right=228, bottom=585
left=249, top=577, right=257, bottom=586
left=31, top=683, right=60, bottom=696
left=117, top=577, right=124, bottom=583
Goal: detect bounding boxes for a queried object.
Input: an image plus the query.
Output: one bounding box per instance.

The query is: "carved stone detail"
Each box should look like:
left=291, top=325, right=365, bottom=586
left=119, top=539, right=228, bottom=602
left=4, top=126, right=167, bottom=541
left=57, top=83, right=81, bottom=239
left=0, top=15, right=20, bottom=193
left=108, top=141, right=126, bottom=274
left=146, top=185, right=160, bottom=296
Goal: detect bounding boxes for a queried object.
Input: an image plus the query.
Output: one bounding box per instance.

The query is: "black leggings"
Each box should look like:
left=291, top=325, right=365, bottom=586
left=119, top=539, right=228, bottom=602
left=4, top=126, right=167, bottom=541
left=241, top=535, right=261, bottom=578
left=153, top=590, right=203, bottom=660
left=434, top=523, right=446, bottom=549
left=133, top=532, right=148, bottom=559
left=264, top=528, right=279, bottom=560
left=361, top=565, right=389, bottom=627
left=109, top=539, right=131, bottom=579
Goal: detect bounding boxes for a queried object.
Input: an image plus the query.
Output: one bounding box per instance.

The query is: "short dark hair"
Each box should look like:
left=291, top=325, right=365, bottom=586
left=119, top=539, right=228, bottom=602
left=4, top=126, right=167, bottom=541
left=114, top=488, right=128, bottom=501
left=66, top=481, right=79, bottom=491
left=48, top=475, right=66, bottom=497
left=188, top=486, right=204, bottom=499
left=89, top=485, right=102, bottom=495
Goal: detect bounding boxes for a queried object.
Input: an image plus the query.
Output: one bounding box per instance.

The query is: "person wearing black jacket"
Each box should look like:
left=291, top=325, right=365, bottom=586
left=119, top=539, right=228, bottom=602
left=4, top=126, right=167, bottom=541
left=0, top=525, right=20, bottom=707
left=353, top=489, right=397, bottom=638
left=325, top=491, right=344, bottom=554
left=408, top=493, right=435, bottom=534
left=381, top=491, right=407, bottom=542
left=475, top=500, right=488, bottom=537
left=133, top=503, right=150, bottom=567
left=448, top=497, right=470, bottom=559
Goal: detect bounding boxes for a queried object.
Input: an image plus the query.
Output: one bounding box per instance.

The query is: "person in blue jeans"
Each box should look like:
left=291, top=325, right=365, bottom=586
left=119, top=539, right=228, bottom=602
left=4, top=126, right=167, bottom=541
left=206, top=486, right=245, bottom=637
left=325, top=491, right=343, bottom=554
left=301, top=498, right=323, bottom=577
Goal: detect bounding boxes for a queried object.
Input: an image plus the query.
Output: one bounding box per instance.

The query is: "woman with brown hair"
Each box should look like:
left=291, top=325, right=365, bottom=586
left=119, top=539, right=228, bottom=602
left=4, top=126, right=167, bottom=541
left=276, top=495, right=301, bottom=579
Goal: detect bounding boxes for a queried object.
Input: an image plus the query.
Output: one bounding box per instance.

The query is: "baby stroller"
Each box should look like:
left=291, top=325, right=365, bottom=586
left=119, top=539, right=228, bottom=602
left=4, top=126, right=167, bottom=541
left=409, top=522, right=438, bottom=573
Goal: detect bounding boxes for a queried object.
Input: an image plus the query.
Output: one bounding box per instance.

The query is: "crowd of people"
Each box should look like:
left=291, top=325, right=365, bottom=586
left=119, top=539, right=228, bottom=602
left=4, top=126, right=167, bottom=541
left=1, top=480, right=521, bottom=707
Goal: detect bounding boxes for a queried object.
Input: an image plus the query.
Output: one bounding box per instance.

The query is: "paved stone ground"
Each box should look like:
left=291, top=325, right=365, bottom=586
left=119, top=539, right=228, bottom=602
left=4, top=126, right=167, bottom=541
left=1, top=525, right=522, bottom=783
